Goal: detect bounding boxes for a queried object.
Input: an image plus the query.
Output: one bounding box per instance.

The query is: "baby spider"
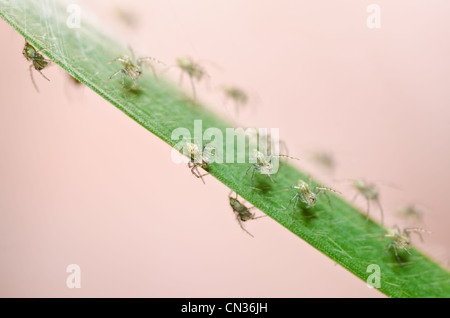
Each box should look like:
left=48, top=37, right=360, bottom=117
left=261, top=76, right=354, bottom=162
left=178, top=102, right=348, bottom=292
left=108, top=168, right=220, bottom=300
left=184, top=141, right=215, bottom=184
left=285, top=177, right=340, bottom=216
left=114, top=6, right=139, bottom=29
left=396, top=204, right=423, bottom=222
left=310, top=151, right=335, bottom=171
left=245, top=149, right=298, bottom=186
left=384, top=226, right=430, bottom=261
left=245, top=128, right=290, bottom=159
left=250, top=135, right=290, bottom=177
left=228, top=192, right=265, bottom=237
left=108, top=47, right=163, bottom=88
left=22, top=40, right=54, bottom=92
left=222, top=85, right=249, bottom=115
left=351, top=179, right=384, bottom=225
left=176, top=57, right=209, bottom=100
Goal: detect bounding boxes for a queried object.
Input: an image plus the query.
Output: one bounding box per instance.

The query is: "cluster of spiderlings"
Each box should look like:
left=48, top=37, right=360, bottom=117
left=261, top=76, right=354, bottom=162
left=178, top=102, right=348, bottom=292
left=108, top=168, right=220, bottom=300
left=277, top=151, right=429, bottom=261
left=18, top=30, right=430, bottom=254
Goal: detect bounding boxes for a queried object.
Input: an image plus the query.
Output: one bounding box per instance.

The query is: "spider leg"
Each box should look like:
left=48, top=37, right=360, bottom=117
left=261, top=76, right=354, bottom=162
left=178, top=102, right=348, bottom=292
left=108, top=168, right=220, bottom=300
left=321, top=190, right=333, bottom=210
left=392, top=245, right=401, bottom=262
left=383, top=243, right=391, bottom=258
left=138, top=57, right=165, bottom=66
left=42, top=58, right=54, bottom=64
left=235, top=214, right=254, bottom=238
left=352, top=192, right=359, bottom=202
left=273, top=154, right=299, bottom=161
left=386, top=243, right=401, bottom=262
left=108, top=69, right=123, bottom=81
left=139, top=59, right=158, bottom=79
left=34, top=45, right=55, bottom=54
left=138, top=57, right=165, bottom=79
left=284, top=193, right=298, bottom=211
left=316, top=186, right=339, bottom=209
left=179, top=70, right=184, bottom=86
left=404, top=246, right=412, bottom=255
left=280, top=140, right=289, bottom=157
left=36, top=69, right=50, bottom=81
left=128, top=46, right=136, bottom=60
left=251, top=214, right=267, bottom=220
left=124, top=69, right=138, bottom=87
left=29, top=65, right=39, bottom=93
left=204, top=72, right=212, bottom=92
left=148, top=63, right=157, bottom=79
left=405, top=228, right=425, bottom=242
left=366, top=199, right=371, bottom=221
left=190, top=165, right=206, bottom=184
left=293, top=196, right=300, bottom=218
left=245, top=165, right=253, bottom=176
left=121, top=72, right=126, bottom=88
left=189, top=75, right=196, bottom=100
left=130, top=77, right=138, bottom=88
left=192, top=164, right=209, bottom=184
left=107, top=57, right=123, bottom=64
left=316, top=186, right=340, bottom=194
left=251, top=167, right=257, bottom=187
left=375, top=198, right=384, bottom=225
left=190, top=165, right=204, bottom=184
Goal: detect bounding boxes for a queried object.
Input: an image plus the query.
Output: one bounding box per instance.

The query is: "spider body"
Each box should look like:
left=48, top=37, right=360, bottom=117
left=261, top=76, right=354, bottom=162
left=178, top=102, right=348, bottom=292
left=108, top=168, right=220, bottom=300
left=228, top=192, right=265, bottom=237
left=385, top=227, right=429, bottom=261
left=311, top=151, right=335, bottom=171
left=22, top=41, right=53, bottom=92
left=177, top=57, right=206, bottom=81
left=176, top=57, right=208, bottom=99
left=352, top=179, right=384, bottom=224
left=245, top=149, right=298, bottom=186
left=396, top=205, right=423, bottom=221
left=285, top=177, right=339, bottom=215
left=223, top=86, right=249, bottom=115
left=108, top=49, right=163, bottom=88
left=184, top=141, right=215, bottom=184
left=245, top=150, right=275, bottom=186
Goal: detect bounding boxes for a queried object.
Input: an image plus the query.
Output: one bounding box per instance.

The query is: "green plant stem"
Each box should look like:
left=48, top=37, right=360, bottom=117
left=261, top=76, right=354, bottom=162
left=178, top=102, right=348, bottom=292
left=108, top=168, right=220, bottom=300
left=1, top=0, right=449, bottom=298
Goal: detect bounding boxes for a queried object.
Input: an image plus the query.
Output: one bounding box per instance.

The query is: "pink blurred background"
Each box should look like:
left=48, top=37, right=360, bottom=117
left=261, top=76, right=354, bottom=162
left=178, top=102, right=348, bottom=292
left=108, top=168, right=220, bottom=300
left=0, top=0, right=449, bottom=297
